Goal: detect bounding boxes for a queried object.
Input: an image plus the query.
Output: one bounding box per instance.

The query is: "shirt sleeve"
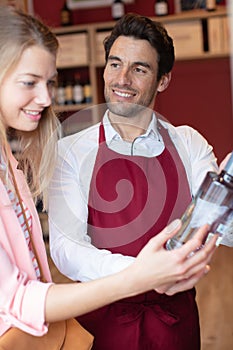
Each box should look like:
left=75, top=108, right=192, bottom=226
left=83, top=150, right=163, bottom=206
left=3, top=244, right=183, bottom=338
left=0, top=243, right=52, bottom=336
left=174, top=125, right=218, bottom=196
left=48, top=137, right=135, bottom=282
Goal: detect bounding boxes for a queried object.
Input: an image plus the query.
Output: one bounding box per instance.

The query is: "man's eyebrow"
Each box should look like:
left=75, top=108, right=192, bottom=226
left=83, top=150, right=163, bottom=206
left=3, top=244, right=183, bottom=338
left=107, top=55, right=122, bottom=62
left=107, top=56, right=152, bottom=70
left=134, top=61, right=151, bottom=69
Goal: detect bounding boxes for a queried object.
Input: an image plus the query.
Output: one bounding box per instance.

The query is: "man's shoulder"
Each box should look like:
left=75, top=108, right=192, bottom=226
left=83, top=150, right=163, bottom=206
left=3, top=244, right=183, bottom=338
left=159, top=119, right=198, bottom=138
left=59, top=122, right=100, bottom=146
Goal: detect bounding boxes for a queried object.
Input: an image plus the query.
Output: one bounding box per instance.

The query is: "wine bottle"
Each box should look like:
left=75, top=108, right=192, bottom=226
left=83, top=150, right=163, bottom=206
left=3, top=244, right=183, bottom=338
left=154, top=0, right=168, bottom=16
left=111, top=0, right=125, bottom=21
left=83, top=81, right=92, bottom=103
left=60, top=1, right=72, bottom=26
left=166, top=152, right=233, bottom=250
left=206, top=0, right=216, bottom=12
left=73, top=73, right=84, bottom=104
left=56, top=80, right=66, bottom=105
left=65, top=80, right=74, bottom=105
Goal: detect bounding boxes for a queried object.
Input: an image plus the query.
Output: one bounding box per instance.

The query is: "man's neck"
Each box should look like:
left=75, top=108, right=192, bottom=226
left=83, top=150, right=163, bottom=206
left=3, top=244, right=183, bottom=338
left=108, top=112, right=152, bottom=142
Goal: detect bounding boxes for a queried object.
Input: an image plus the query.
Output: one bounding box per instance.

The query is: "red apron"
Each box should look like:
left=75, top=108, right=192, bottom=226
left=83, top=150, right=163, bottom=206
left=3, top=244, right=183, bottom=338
left=78, top=121, right=200, bottom=350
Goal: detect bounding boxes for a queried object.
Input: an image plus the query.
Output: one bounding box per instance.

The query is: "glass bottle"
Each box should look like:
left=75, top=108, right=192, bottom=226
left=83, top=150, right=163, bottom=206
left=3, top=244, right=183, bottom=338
left=206, top=0, right=216, bottom=12
left=73, top=73, right=84, bottom=104
left=56, top=80, right=66, bottom=105
left=60, top=1, right=72, bottom=26
left=83, top=81, right=92, bottom=103
left=155, top=0, right=168, bottom=16
left=65, top=80, right=74, bottom=105
left=111, top=0, right=125, bottom=20
left=166, top=152, right=233, bottom=250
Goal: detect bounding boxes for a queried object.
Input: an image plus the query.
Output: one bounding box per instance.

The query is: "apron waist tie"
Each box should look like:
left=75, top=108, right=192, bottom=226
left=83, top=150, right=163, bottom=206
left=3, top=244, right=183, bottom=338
left=115, top=301, right=180, bottom=326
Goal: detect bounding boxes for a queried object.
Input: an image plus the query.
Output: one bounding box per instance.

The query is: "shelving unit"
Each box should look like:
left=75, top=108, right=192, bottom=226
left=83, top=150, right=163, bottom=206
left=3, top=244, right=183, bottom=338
left=52, top=6, right=230, bottom=129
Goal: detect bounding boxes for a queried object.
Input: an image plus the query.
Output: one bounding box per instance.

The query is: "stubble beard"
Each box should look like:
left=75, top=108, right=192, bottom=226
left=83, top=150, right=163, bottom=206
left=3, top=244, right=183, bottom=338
left=104, top=87, right=156, bottom=119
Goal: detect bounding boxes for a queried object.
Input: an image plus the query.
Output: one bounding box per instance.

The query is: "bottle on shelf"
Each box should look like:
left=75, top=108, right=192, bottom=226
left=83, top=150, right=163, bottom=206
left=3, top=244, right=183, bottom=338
left=64, top=80, right=74, bottom=105
left=111, top=0, right=125, bottom=21
left=60, top=1, right=72, bottom=26
left=166, top=151, right=233, bottom=250
left=83, top=81, right=92, bottom=103
left=206, top=0, right=216, bottom=12
left=56, top=80, right=66, bottom=106
left=73, top=73, right=84, bottom=104
left=154, top=0, right=168, bottom=16
left=174, top=0, right=182, bottom=14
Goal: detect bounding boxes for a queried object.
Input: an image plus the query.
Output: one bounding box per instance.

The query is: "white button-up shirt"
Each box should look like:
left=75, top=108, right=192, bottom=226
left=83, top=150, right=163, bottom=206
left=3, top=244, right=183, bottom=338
left=48, top=112, right=218, bottom=281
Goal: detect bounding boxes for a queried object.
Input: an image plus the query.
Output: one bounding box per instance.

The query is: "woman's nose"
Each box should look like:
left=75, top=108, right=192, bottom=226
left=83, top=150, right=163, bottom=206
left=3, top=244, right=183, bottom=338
left=34, top=85, right=52, bottom=107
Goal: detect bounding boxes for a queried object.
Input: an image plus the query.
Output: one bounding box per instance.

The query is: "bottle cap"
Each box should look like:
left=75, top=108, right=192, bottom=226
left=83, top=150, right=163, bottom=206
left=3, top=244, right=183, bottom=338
left=224, top=151, right=233, bottom=176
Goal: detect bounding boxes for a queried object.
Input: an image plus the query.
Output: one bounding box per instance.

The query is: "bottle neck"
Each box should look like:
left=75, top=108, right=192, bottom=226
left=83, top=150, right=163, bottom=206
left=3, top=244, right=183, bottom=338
left=218, top=152, right=233, bottom=188
left=220, top=170, right=233, bottom=189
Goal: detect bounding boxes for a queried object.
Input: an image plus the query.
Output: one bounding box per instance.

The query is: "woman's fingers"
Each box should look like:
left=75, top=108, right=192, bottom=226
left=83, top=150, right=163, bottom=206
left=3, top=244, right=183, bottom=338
left=173, top=224, right=209, bottom=258
left=168, top=231, right=217, bottom=285
left=156, top=264, right=211, bottom=295
left=147, top=219, right=182, bottom=248
left=164, top=269, right=209, bottom=295
left=135, top=221, right=218, bottom=294
left=148, top=221, right=217, bottom=262
left=154, top=233, right=218, bottom=294
left=180, top=232, right=218, bottom=277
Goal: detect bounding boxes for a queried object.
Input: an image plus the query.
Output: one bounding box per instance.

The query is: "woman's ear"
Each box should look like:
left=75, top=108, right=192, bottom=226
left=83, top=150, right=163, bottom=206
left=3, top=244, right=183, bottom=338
left=157, top=72, right=171, bottom=92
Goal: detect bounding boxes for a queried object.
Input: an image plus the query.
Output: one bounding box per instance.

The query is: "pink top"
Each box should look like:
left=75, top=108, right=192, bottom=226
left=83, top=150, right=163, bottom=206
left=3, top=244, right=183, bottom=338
left=0, top=150, right=52, bottom=336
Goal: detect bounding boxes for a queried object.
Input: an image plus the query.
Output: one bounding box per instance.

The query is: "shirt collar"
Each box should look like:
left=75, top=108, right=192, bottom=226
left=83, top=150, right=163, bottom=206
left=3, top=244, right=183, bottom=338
left=103, top=110, right=161, bottom=143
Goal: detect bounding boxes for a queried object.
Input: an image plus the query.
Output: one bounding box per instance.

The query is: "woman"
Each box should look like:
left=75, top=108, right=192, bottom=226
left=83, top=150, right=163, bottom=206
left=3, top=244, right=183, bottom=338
left=0, top=5, right=217, bottom=339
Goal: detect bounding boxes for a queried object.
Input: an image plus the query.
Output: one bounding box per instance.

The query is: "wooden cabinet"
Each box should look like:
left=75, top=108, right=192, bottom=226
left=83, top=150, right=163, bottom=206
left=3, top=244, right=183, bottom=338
left=52, top=7, right=232, bottom=156
left=53, top=6, right=229, bottom=106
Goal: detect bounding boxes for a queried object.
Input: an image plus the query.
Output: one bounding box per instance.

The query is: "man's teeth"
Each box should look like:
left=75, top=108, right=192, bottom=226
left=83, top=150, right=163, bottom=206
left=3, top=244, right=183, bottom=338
left=115, top=91, right=132, bottom=98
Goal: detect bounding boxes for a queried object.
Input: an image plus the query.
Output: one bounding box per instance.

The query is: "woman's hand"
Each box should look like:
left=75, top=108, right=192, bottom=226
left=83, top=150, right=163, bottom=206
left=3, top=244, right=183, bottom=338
left=45, top=219, right=218, bottom=321
left=129, top=220, right=217, bottom=296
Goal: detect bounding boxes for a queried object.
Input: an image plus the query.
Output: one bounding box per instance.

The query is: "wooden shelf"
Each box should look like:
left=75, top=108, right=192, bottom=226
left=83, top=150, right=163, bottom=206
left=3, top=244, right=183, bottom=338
left=54, top=103, right=92, bottom=113
left=53, top=7, right=227, bottom=33
left=52, top=6, right=230, bottom=130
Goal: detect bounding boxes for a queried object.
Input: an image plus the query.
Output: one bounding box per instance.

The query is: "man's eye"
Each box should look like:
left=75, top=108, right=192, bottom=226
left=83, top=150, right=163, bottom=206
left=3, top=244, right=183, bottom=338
left=135, top=67, right=146, bottom=74
left=110, top=62, right=119, bottom=68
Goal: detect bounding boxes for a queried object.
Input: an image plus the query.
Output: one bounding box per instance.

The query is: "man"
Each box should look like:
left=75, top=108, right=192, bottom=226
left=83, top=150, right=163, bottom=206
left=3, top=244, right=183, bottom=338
left=48, top=13, right=218, bottom=350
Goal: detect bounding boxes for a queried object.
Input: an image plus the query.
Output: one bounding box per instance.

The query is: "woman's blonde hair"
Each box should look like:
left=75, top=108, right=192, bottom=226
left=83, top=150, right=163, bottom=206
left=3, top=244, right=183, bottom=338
left=0, top=6, right=61, bottom=206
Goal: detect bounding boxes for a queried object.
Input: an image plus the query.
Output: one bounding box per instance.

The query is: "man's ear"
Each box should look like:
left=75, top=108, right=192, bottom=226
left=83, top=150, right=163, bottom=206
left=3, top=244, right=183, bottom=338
left=157, top=72, right=171, bottom=92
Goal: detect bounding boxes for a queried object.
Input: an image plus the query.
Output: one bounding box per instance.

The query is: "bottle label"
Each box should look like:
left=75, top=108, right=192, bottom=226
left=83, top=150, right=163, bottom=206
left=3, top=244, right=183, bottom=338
left=206, top=0, right=216, bottom=11
left=65, top=84, right=73, bottom=104
left=188, top=197, right=228, bottom=228
left=73, top=85, right=84, bottom=104
left=167, top=171, right=233, bottom=250
left=56, top=87, right=65, bottom=105
left=155, top=2, right=168, bottom=16
left=61, top=11, right=70, bottom=25
left=84, top=84, right=92, bottom=98
left=215, top=211, right=233, bottom=247
left=112, top=4, right=124, bottom=19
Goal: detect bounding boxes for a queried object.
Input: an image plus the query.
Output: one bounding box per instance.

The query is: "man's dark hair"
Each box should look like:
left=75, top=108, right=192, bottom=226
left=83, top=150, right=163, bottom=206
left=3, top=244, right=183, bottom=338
left=104, top=13, right=175, bottom=81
